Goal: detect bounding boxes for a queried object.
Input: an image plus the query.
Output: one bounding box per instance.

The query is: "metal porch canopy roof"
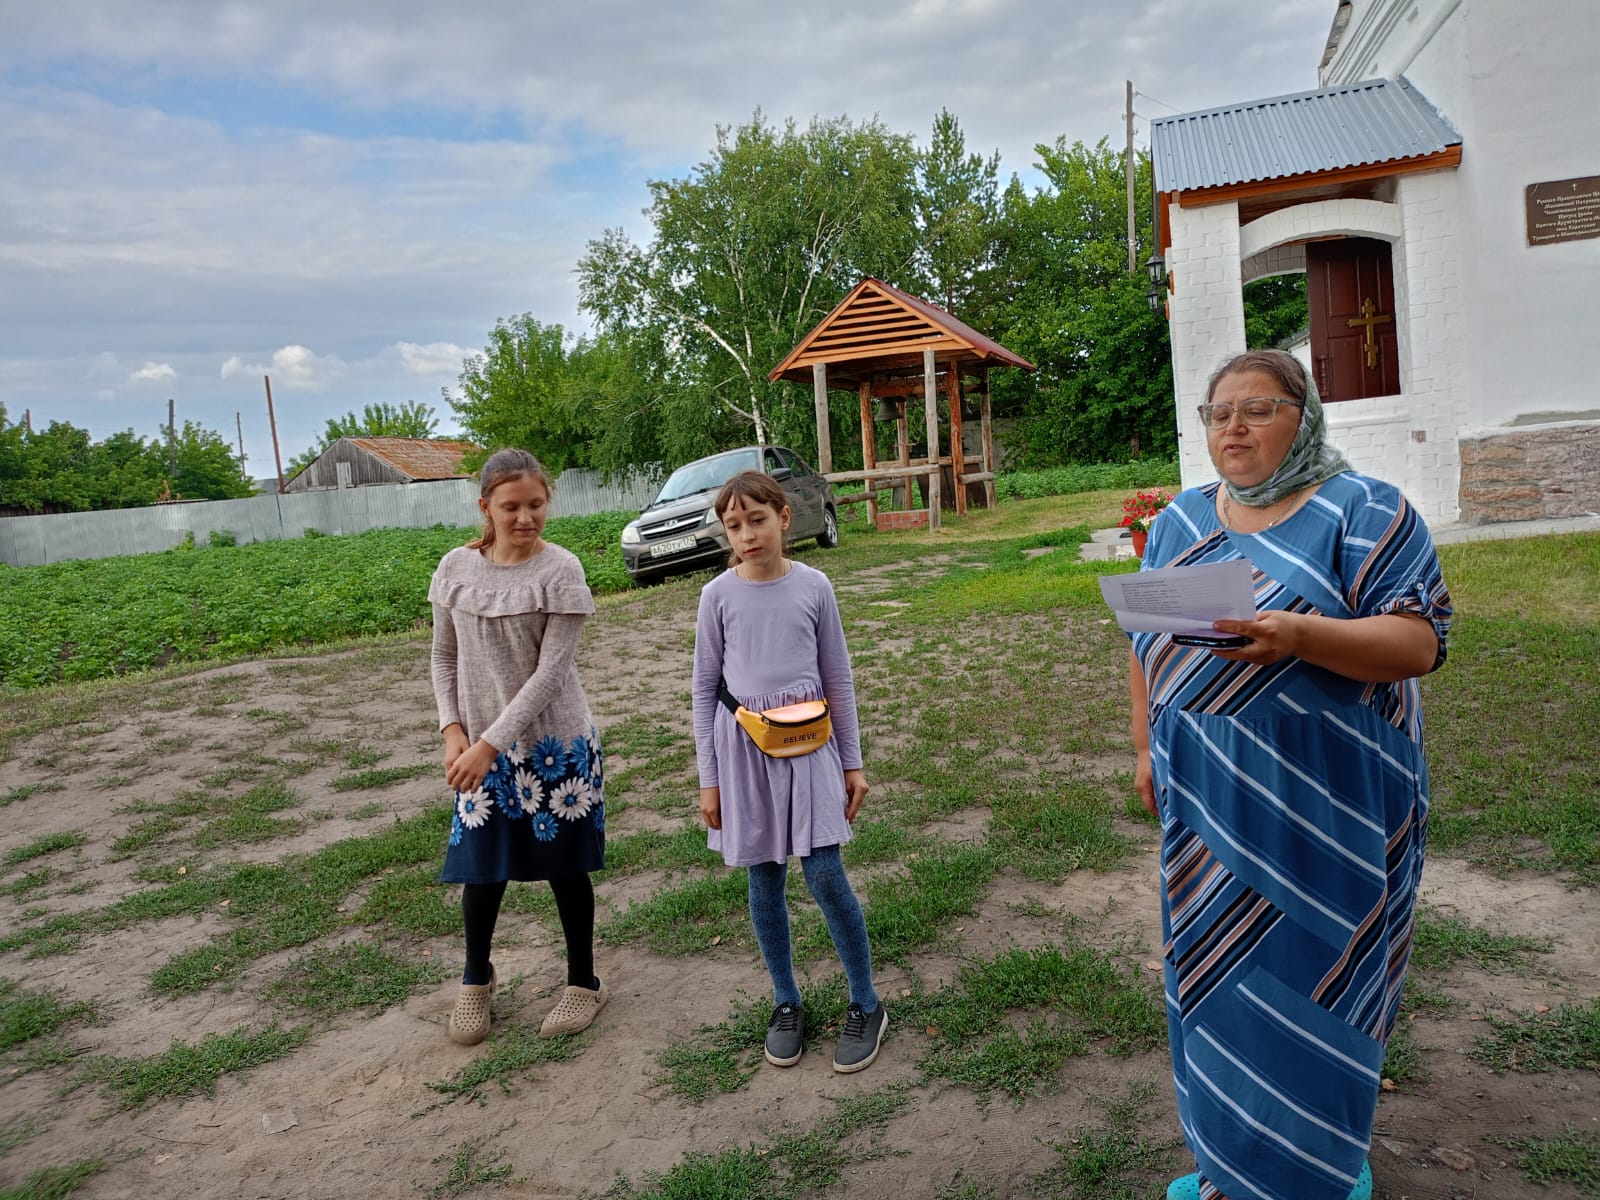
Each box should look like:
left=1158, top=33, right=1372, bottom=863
left=1150, top=76, right=1461, bottom=194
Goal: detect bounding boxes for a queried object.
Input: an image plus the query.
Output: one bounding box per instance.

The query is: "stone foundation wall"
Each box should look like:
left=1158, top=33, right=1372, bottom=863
left=1458, top=424, right=1600, bottom=524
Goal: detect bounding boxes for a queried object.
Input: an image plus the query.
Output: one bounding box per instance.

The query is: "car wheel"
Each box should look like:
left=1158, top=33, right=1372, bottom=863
left=816, top=506, right=840, bottom=548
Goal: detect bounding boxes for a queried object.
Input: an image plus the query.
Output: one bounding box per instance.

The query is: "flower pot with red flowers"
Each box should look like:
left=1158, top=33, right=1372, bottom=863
left=1120, top=488, right=1173, bottom=558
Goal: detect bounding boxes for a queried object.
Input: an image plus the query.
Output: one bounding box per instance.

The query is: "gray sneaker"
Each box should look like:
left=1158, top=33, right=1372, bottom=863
left=764, top=1001, right=804, bottom=1067
left=832, top=1002, right=887, bottom=1073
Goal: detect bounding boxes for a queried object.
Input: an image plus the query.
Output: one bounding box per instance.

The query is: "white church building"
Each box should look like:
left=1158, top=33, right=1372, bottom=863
left=1150, top=0, right=1598, bottom=525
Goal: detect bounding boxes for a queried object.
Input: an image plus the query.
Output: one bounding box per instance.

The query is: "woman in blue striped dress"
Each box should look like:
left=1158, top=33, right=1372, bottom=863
left=1130, top=350, right=1452, bottom=1200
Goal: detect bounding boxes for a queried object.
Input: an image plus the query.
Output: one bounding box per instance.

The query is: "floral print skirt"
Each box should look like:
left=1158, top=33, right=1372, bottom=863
left=440, top=728, right=605, bottom=884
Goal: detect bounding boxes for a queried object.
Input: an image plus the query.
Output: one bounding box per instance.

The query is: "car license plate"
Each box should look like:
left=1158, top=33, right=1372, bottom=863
left=648, top=534, right=698, bottom=559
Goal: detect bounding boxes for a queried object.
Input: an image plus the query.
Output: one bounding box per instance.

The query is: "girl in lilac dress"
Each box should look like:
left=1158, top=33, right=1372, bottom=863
left=691, top=471, right=885, bottom=1073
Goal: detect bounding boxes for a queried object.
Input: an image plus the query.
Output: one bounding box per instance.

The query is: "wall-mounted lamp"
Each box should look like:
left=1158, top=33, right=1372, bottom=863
left=1144, top=251, right=1166, bottom=313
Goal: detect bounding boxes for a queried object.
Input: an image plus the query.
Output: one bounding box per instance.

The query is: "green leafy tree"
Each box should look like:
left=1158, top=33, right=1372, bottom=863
left=915, top=109, right=1003, bottom=320
left=988, top=138, right=1174, bottom=465
left=0, top=406, right=29, bottom=511
left=1243, top=275, right=1310, bottom=350
left=93, top=429, right=169, bottom=509
left=0, top=408, right=249, bottom=512
left=169, top=421, right=254, bottom=500
left=0, top=420, right=96, bottom=512
left=448, top=316, right=591, bottom=473
left=286, top=401, right=440, bottom=479
left=577, top=112, right=926, bottom=468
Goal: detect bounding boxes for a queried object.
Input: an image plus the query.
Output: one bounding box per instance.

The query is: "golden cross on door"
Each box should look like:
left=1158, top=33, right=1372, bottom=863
left=1346, top=297, right=1393, bottom=370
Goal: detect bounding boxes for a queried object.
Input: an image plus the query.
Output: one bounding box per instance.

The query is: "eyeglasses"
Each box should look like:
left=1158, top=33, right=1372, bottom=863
left=1197, top=397, right=1304, bottom=429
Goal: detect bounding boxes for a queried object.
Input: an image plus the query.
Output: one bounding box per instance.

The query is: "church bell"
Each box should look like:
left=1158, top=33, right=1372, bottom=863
left=872, top=397, right=904, bottom=423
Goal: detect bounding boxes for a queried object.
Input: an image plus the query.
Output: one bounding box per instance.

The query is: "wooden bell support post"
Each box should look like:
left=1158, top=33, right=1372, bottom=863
left=946, top=360, right=967, bottom=517
left=812, top=363, right=832, bottom=475
left=858, top=379, right=877, bottom=527
left=895, top=389, right=913, bottom=512
left=922, top=348, right=941, bottom=531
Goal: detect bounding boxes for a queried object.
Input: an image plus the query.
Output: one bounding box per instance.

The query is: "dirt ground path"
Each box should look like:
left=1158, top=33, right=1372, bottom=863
left=2, top=573, right=1596, bottom=1200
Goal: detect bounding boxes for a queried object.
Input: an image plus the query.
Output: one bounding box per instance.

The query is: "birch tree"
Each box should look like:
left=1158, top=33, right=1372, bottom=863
left=576, top=113, right=925, bottom=461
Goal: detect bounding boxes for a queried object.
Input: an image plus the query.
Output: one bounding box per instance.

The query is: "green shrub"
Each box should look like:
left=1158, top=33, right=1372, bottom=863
left=995, top=461, right=1180, bottom=501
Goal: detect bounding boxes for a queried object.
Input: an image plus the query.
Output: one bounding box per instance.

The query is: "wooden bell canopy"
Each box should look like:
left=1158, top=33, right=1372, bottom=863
left=768, top=277, right=1033, bottom=531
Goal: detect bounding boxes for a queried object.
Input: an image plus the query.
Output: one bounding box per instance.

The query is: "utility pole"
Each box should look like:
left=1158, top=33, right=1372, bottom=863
left=22, top=409, right=31, bottom=434
left=264, top=375, right=285, bottom=494
left=1126, top=79, right=1137, bottom=274
left=235, top=411, right=247, bottom=472
left=167, top=398, right=177, bottom=474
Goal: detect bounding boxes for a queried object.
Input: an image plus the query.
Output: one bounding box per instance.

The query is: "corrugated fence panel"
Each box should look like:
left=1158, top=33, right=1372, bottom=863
left=0, top=468, right=662, bottom=567
left=554, top=468, right=660, bottom=518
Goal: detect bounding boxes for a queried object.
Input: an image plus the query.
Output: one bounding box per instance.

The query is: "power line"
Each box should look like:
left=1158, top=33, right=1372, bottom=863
left=1135, top=89, right=1186, bottom=115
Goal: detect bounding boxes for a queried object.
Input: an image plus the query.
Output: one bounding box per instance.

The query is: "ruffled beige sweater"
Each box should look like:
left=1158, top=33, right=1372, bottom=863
left=428, top=543, right=597, bottom=752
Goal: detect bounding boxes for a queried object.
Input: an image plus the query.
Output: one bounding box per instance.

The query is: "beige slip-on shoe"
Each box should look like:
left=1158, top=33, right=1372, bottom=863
left=447, top=967, right=496, bottom=1046
left=539, top=981, right=608, bottom=1038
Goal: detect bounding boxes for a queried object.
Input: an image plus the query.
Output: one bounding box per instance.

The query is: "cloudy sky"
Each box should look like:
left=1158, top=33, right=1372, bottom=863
left=1, top=0, right=1335, bottom=476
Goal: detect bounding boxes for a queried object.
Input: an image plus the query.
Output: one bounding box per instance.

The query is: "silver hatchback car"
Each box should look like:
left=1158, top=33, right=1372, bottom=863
left=620, top=445, right=839, bottom=584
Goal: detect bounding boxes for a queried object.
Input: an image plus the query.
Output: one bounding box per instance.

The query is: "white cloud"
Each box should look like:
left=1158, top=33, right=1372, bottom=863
left=0, top=0, right=1338, bottom=469
left=220, top=345, right=343, bottom=390
left=394, top=341, right=473, bottom=377
left=128, top=361, right=177, bottom=383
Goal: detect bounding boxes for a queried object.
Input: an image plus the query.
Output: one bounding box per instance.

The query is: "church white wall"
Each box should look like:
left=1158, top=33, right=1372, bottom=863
left=1326, top=0, right=1600, bottom=432
left=1165, top=200, right=1246, bottom=493
left=1389, top=170, right=1467, bottom=523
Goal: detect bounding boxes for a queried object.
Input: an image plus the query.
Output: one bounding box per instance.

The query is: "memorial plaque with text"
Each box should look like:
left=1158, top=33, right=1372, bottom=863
left=1526, top=175, right=1600, bottom=246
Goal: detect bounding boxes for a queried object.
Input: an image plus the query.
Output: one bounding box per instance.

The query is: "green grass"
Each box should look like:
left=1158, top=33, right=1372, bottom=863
left=1030, top=1080, right=1183, bottom=1200
left=985, top=779, right=1138, bottom=881
left=84, top=1024, right=310, bottom=1107
left=1469, top=998, right=1600, bottom=1073
left=599, top=1087, right=911, bottom=1200
left=1381, top=1020, right=1424, bottom=1086
left=1502, top=1127, right=1600, bottom=1197
left=900, top=942, right=1165, bottom=1106
left=1, top=867, right=59, bottom=899
left=0, top=783, right=47, bottom=808
left=651, top=978, right=852, bottom=1104
left=428, top=1130, right=517, bottom=1198
left=1, top=809, right=447, bottom=985
left=850, top=841, right=997, bottom=964
left=1424, top=534, right=1600, bottom=883
left=0, top=1159, right=104, bottom=1200
left=598, top=870, right=752, bottom=955
left=354, top=863, right=461, bottom=936
left=266, top=941, right=450, bottom=1016
left=0, top=979, right=95, bottom=1051
left=329, top=763, right=436, bottom=791
left=2, top=831, right=87, bottom=869
left=1409, top=906, right=1555, bottom=975
left=190, top=781, right=305, bottom=848
left=424, top=1023, right=585, bottom=1106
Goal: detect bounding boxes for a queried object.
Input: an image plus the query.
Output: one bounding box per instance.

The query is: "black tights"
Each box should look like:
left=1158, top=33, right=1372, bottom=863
left=461, top=875, right=595, bottom=989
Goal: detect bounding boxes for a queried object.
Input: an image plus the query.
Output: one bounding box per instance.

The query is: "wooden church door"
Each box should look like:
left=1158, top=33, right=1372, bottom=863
left=1307, top=237, right=1400, bottom=402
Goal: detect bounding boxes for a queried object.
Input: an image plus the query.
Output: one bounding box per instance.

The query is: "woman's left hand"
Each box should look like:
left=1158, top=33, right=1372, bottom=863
left=843, top=769, right=868, bottom=824
left=446, top=739, right=500, bottom=793
left=1207, top=610, right=1307, bottom=665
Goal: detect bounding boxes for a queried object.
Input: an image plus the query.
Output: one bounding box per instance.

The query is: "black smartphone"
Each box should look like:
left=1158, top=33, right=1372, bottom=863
left=1171, top=633, right=1252, bottom=649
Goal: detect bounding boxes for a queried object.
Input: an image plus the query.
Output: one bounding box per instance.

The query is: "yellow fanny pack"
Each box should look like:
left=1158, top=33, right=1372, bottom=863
left=718, top=678, right=831, bottom=758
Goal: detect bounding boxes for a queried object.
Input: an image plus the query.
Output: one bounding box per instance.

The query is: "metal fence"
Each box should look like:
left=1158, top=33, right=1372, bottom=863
left=0, top=467, right=661, bottom=568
